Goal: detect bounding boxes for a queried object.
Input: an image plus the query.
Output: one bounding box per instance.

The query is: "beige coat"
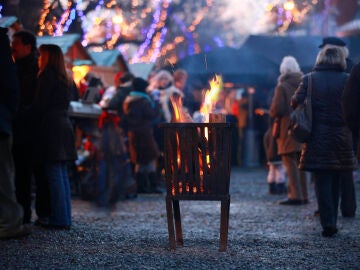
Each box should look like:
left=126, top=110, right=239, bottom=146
left=269, top=72, right=303, bottom=155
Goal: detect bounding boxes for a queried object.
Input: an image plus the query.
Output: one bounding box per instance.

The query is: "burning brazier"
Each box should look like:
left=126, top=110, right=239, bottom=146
left=160, top=122, right=233, bottom=251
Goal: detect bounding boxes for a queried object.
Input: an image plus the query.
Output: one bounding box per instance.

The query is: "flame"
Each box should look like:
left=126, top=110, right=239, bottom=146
left=199, top=75, right=223, bottom=122
left=170, top=95, right=193, bottom=123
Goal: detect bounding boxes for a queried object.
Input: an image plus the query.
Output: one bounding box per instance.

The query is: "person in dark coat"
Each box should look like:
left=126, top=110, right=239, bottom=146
left=108, top=72, right=135, bottom=122
left=123, top=77, right=162, bottom=193
left=318, top=37, right=354, bottom=73
left=291, top=47, right=358, bottom=237
left=343, top=61, right=360, bottom=158
left=33, top=44, right=77, bottom=229
left=270, top=56, right=308, bottom=205
left=11, top=30, right=50, bottom=224
left=0, top=27, right=31, bottom=239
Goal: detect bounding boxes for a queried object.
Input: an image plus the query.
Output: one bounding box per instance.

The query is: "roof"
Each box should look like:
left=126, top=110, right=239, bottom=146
left=88, top=50, right=121, bottom=67
left=0, top=16, right=18, bottom=27
left=37, top=34, right=82, bottom=54
left=37, top=34, right=94, bottom=65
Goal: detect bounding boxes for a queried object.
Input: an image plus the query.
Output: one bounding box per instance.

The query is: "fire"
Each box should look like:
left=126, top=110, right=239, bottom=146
left=199, top=75, right=223, bottom=122
left=170, top=95, right=193, bottom=123
left=169, top=75, right=225, bottom=196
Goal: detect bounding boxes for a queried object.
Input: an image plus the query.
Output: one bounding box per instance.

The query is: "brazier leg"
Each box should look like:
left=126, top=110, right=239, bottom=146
left=173, top=199, right=183, bottom=246
left=219, top=197, right=230, bottom=252
left=165, top=197, right=176, bottom=249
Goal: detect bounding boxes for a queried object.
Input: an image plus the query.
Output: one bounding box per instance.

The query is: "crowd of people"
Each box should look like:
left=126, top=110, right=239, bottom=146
left=267, top=37, right=359, bottom=237
left=0, top=24, right=359, bottom=240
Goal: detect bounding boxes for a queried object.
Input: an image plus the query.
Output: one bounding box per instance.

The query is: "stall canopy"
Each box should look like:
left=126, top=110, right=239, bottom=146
left=88, top=50, right=121, bottom=67
left=0, top=16, right=18, bottom=28
left=241, top=35, right=324, bottom=73
left=174, top=46, right=278, bottom=86
left=37, top=34, right=94, bottom=68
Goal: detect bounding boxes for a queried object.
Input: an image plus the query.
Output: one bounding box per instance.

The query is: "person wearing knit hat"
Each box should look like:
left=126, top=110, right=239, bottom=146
left=318, top=37, right=346, bottom=48
left=123, top=77, right=162, bottom=194
left=319, top=36, right=354, bottom=73
left=132, top=77, right=149, bottom=93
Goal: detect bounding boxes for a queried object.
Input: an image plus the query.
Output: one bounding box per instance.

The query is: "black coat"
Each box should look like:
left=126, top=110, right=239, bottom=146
left=0, top=28, right=19, bottom=135
left=12, top=52, right=38, bottom=144
left=343, top=62, right=360, bottom=133
left=123, top=92, right=160, bottom=164
left=291, top=64, right=357, bottom=171
left=33, top=68, right=77, bottom=162
left=108, top=84, right=133, bottom=119
left=343, top=62, right=360, bottom=158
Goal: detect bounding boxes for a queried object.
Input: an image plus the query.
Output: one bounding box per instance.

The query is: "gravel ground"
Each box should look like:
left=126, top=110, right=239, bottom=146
left=1, top=167, right=360, bottom=269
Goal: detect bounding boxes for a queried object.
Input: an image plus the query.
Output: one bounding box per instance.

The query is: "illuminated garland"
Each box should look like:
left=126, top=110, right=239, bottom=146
left=131, top=0, right=163, bottom=63
left=37, top=0, right=314, bottom=64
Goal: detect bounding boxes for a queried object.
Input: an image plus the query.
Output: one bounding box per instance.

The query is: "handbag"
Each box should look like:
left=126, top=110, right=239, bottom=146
left=289, top=74, right=312, bottom=143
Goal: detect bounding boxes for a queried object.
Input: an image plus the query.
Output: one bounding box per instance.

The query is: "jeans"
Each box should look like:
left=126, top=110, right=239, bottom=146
left=46, top=162, right=71, bottom=226
left=0, top=134, right=23, bottom=232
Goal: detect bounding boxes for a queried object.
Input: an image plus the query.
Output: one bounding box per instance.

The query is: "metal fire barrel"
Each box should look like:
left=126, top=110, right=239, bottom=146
left=160, top=122, right=233, bottom=251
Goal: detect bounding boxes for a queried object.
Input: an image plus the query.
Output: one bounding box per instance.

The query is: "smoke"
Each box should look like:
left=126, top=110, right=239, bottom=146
left=212, top=0, right=276, bottom=35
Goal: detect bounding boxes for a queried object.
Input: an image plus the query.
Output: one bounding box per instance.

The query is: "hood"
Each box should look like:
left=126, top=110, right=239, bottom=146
left=278, top=72, right=303, bottom=89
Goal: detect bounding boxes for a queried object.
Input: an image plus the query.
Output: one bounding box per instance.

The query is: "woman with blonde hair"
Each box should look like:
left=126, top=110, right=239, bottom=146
left=33, top=44, right=77, bottom=229
left=270, top=56, right=308, bottom=205
left=291, top=47, right=357, bottom=237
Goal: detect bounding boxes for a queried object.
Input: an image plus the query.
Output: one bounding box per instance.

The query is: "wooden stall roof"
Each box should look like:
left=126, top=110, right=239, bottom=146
left=0, top=16, right=18, bottom=27
left=88, top=50, right=121, bottom=67
left=37, top=34, right=94, bottom=66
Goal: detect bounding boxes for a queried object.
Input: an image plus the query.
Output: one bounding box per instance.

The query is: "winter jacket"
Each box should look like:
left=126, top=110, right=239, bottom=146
left=342, top=62, right=360, bottom=158
left=0, top=28, right=19, bottom=136
left=12, top=53, right=38, bottom=144
left=123, top=92, right=160, bottom=164
left=291, top=64, right=357, bottom=171
left=108, top=83, right=133, bottom=119
left=269, top=72, right=303, bottom=155
left=33, top=68, right=77, bottom=162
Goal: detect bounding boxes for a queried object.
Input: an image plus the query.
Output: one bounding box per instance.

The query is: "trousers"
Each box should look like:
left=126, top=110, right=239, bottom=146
left=282, top=152, right=308, bottom=201
left=46, top=162, right=72, bottom=226
left=0, top=134, right=23, bottom=233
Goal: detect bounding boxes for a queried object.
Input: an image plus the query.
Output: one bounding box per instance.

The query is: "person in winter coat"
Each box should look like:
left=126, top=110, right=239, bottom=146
left=343, top=60, right=360, bottom=159
left=33, top=44, right=77, bottom=229
left=263, top=126, right=287, bottom=195
left=291, top=47, right=358, bottom=237
left=123, top=77, right=162, bottom=194
left=148, top=70, right=184, bottom=123
left=0, top=27, right=31, bottom=239
left=270, top=56, right=308, bottom=205
left=11, top=30, right=50, bottom=224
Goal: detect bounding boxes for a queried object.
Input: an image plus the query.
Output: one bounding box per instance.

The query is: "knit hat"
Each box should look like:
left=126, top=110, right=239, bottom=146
left=132, top=77, right=149, bottom=93
left=319, top=37, right=346, bottom=48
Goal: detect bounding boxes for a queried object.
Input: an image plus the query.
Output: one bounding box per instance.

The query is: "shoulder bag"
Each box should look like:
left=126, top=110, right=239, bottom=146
left=289, top=74, right=312, bottom=143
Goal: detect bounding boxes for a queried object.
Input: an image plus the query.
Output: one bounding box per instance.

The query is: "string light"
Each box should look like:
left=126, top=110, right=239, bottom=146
left=36, top=0, right=315, bottom=65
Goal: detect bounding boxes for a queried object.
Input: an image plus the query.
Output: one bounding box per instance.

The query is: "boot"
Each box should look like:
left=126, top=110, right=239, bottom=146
left=135, top=172, right=150, bottom=193
left=276, top=183, right=287, bottom=195
left=148, top=172, right=163, bottom=194
left=268, top=182, right=277, bottom=195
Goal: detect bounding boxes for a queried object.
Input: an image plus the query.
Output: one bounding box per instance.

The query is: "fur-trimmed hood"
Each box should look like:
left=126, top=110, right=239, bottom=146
left=278, top=72, right=303, bottom=90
